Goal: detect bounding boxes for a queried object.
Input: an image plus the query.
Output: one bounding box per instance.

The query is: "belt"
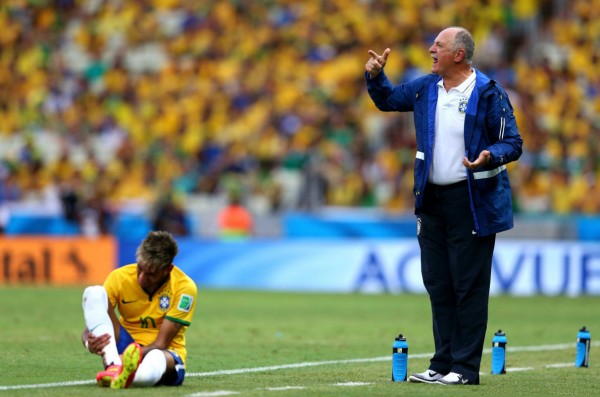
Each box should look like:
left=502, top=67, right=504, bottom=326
left=426, top=179, right=468, bottom=192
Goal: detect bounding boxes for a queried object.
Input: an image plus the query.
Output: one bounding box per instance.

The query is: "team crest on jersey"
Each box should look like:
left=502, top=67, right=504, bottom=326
left=158, top=292, right=172, bottom=311
left=458, top=98, right=468, bottom=114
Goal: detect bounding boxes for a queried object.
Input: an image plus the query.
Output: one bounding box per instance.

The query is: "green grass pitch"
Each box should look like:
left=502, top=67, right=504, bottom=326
left=1, top=286, right=599, bottom=396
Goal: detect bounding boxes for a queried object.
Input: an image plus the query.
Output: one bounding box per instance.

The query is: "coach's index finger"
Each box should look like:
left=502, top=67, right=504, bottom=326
left=381, top=48, right=390, bottom=61
left=368, top=48, right=391, bottom=62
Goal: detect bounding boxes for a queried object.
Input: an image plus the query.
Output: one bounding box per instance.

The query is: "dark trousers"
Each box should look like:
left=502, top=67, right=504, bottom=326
left=417, top=180, right=496, bottom=384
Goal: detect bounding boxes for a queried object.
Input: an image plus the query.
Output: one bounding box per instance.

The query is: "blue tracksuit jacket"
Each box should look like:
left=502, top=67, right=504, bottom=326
left=366, top=69, right=523, bottom=236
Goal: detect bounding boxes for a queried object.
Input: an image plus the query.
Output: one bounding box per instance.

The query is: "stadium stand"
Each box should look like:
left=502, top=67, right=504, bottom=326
left=0, top=0, right=598, bottom=238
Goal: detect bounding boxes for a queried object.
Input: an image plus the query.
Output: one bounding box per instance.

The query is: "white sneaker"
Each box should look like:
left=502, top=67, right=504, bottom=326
left=436, top=372, right=473, bottom=385
left=408, top=369, right=445, bottom=383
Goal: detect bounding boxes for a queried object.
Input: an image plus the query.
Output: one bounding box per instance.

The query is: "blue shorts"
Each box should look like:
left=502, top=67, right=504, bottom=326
left=116, top=325, right=186, bottom=386
left=116, top=325, right=135, bottom=353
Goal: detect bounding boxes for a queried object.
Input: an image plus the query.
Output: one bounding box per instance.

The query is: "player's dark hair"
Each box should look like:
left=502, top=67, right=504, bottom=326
left=136, top=231, right=179, bottom=272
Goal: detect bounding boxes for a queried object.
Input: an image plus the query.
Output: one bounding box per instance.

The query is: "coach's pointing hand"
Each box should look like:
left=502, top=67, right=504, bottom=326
left=366, top=48, right=390, bottom=79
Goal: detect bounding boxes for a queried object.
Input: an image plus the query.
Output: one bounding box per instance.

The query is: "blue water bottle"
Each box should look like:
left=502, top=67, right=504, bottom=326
left=575, top=326, right=591, bottom=368
left=491, top=329, right=507, bottom=374
left=392, top=334, right=408, bottom=382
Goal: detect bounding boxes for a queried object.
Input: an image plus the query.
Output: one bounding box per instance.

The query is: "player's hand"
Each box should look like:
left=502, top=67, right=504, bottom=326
left=463, top=150, right=491, bottom=170
left=366, top=48, right=390, bottom=78
left=87, top=332, right=111, bottom=355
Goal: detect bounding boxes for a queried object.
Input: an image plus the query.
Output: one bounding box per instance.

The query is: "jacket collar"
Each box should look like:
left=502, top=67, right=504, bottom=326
left=473, top=68, right=492, bottom=90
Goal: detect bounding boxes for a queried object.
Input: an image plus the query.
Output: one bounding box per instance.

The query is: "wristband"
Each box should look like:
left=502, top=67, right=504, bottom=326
left=84, top=340, right=89, bottom=351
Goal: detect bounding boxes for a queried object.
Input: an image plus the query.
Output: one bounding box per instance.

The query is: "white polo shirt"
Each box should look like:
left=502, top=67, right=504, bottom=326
left=428, top=70, right=476, bottom=185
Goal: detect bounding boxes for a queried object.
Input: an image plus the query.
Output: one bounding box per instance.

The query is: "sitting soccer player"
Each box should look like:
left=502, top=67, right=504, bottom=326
left=81, top=231, right=197, bottom=388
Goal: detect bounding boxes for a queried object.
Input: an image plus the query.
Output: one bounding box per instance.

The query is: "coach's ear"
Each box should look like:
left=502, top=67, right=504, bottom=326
left=454, top=48, right=466, bottom=64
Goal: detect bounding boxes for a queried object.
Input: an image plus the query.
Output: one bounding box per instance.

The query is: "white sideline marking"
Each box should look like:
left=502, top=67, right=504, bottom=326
left=545, top=363, right=573, bottom=368
left=0, top=380, right=95, bottom=391
left=188, top=392, right=239, bottom=397
left=506, top=367, right=534, bottom=372
left=1, top=342, right=597, bottom=391
left=484, top=343, right=574, bottom=353
left=264, top=386, right=306, bottom=391
left=334, top=382, right=373, bottom=386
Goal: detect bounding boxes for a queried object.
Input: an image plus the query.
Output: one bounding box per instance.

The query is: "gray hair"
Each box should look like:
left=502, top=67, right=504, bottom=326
left=451, top=27, right=475, bottom=63
left=136, top=231, right=179, bottom=272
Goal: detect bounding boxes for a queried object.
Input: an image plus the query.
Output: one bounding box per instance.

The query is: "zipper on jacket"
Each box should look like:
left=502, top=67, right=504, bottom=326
left=465, top=151, right=480, bottom=234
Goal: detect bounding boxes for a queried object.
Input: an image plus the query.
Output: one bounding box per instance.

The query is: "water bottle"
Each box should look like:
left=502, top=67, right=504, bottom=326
left=392, top=334, right=408, bottom=382
left=491, top=329, right=507, bottom=374
left=575, top=326, right=591, bottom=368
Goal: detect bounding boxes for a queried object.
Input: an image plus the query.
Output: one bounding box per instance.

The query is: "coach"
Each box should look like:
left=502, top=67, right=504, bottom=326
left=365, top=26, right=523, bottom=385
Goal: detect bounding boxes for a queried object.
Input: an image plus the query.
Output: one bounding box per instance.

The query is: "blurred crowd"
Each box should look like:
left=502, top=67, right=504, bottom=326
left=0, top=0, right=599, bottom=235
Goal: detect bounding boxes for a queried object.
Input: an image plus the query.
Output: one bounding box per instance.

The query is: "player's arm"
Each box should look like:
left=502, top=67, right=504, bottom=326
left=140, top=318, right=184, bottom=356
left=141, top=282, right=196, bottom=356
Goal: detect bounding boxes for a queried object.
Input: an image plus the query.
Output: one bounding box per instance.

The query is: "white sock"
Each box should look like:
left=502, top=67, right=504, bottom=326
left=82, top=286, right=122, bottom=366
left=133, top=349, right=167, bottom=387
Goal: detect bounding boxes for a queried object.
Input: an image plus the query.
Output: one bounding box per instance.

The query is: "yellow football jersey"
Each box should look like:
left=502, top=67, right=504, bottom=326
left=104, top=264, right=197, bottom=365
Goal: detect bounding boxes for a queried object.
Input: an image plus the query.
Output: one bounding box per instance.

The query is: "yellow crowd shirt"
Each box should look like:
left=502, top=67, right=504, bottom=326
left=103, top=264, right=197, bottom=365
